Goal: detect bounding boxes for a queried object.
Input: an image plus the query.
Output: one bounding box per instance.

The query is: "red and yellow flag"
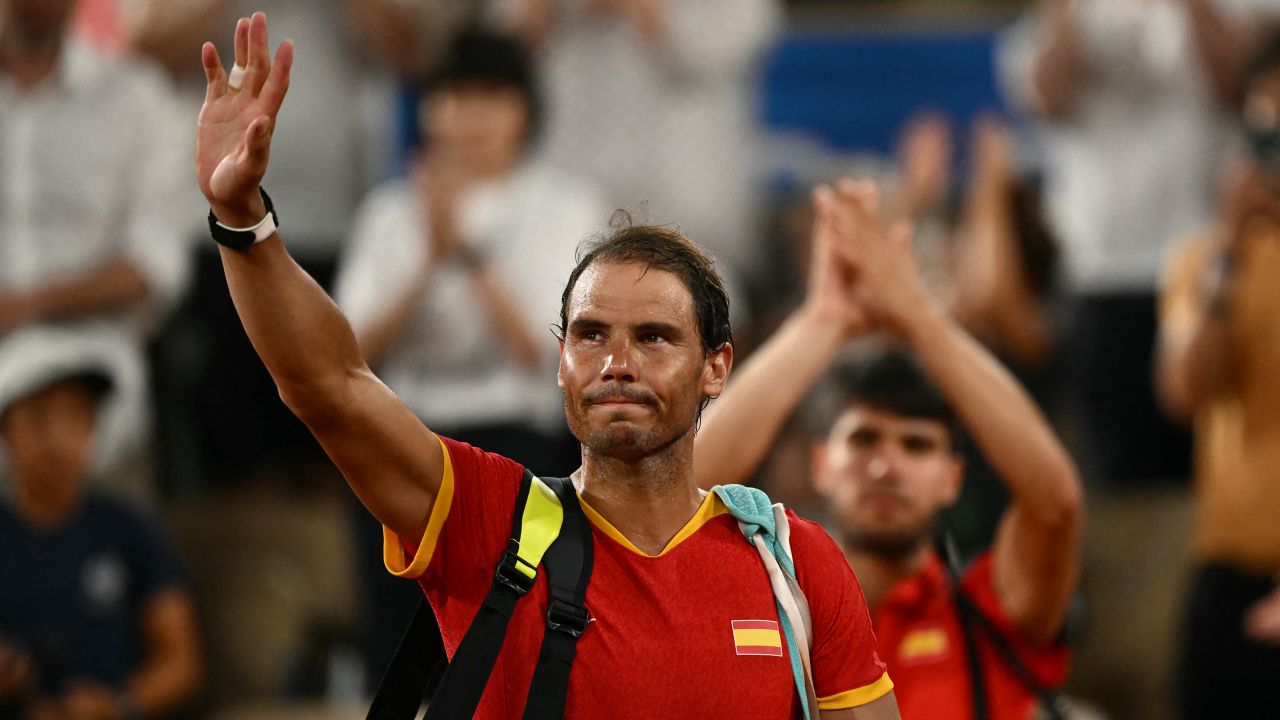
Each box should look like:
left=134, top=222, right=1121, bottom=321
left=732, top=619, right=783, bottom=657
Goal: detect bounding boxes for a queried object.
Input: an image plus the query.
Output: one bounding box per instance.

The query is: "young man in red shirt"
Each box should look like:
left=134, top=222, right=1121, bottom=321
left=192, top=13, right=898, bottom=719
left=696, top=181, right=1082, bottom=719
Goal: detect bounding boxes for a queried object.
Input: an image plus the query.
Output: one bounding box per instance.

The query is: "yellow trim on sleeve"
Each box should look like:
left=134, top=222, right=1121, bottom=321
left=383, top=435, right=455, bottom=579
left=578, top=491, right=728, bottom=557
left=817, top=672, right=894, bottom=710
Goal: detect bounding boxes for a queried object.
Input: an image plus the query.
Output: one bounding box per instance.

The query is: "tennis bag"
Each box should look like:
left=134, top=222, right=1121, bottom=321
left=366, top=473, right=819, bottom=720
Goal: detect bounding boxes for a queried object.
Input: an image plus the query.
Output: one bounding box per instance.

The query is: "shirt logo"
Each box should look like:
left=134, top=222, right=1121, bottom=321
left=898, top=627, right=950, bottom=664
left=732, top=619, right=783, bottom=657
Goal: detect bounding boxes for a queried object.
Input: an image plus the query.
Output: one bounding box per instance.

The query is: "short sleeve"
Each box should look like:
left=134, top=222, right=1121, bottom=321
left=119, top=502, right=186, bottom=602
left=788, top=513, right=894, bottom=710
left=381, top=436, right=528, bottom=606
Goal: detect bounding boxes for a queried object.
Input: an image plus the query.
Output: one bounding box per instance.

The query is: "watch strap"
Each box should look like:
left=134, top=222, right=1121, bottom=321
left=208, top=187, right=280, bottom=252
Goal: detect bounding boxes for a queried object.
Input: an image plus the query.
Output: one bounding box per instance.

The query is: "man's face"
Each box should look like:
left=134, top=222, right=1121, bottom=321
left=423, top=82, right=529, bottom=175
left=814, top=405, right=962, bottom=557
left=558, top=261, right=730, bottom=462
left=3, top=0, right=78, bottom=45
left=0, top=379, right=97, bottom=513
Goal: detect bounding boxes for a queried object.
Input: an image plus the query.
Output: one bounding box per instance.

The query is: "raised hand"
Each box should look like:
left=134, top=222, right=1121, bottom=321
left=822, top=178, right=934, bottom=338
left=802, top=185, right=872, bottom=337
left=195, top=12, right=293, bottom=227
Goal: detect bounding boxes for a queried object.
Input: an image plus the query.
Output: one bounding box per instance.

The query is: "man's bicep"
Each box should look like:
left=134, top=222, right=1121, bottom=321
left=307, top=368, right=444, bottom=542
left=822, top=692, right=901, bottom=720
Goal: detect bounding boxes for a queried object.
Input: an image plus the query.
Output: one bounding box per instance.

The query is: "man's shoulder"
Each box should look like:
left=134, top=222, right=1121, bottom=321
left=782, top=508, right=853, bottom=576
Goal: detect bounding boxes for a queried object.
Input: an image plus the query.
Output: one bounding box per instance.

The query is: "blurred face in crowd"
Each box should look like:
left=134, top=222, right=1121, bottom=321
left=422, top=81, right=531, bottom=177
left=813, top=404, right=963, bottom=558
left=0, top=379, right=98, bottom=521
left=558, top=262, right=728, bottom=465
left=2, top=0, right=78, bottom=47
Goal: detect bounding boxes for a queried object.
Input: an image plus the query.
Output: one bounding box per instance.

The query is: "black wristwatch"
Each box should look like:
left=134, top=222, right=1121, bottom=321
left=208, top=187, right=280, bottom=252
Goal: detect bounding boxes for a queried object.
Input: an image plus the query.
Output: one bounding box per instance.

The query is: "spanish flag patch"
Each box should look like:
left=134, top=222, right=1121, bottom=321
left=732, top=619, right=784, bottom=657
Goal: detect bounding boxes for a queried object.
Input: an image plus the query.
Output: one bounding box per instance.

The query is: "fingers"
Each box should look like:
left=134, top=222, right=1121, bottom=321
left=233, top=16, right=248, bottom=71
left=238, top=115, right=274, bottom=176
left=201, top=42, right=226, bottom=98
left=259, top=40, right=294, bottom=116
left=245, top=12, right=272, bottom=95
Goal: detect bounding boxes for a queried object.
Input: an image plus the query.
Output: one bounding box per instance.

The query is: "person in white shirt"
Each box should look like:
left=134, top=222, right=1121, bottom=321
left=332, top=28, right=604, bottom=685
left=998, top=0, right=1280, bottom=487
left=0, top=0, right=191, bottom=497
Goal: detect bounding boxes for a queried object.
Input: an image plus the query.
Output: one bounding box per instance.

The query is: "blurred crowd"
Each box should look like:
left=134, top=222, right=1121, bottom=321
left=2, top=0, right=1280, bottom=718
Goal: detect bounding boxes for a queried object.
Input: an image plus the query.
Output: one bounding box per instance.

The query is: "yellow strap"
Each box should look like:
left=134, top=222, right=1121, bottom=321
left=513, top=475, right=565, bottom=579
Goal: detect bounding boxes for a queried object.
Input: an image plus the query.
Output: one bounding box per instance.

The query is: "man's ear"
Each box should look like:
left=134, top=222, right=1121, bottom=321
left=556, top=338, right=566, bottom=389
left=702, top=342, right=733, bottom=398
left=941, top=454, right=965, bottom=505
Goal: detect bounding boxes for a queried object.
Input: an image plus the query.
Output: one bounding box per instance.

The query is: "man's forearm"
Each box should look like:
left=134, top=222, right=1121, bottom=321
left=695, top=309, right=845, bottom=489
left=20, top=259, right=149, bottom=324
left=1157, top=306, right=1233, bottom=421
left=126, top=592, right=203, bottom=718
left=904, top=303, right=1080, bottom=524
left=218, top=235, right=367, bottom=416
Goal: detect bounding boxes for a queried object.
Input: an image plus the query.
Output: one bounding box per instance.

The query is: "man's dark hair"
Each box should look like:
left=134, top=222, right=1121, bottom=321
left=557, top=213, right=732, bottom=357
left=835, top=348, right=961, bottom=452
left=423, top=27, right=543, bottom=143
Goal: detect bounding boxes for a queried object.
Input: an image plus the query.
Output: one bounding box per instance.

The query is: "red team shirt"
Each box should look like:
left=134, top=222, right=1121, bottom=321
left=383, top=437, right=893, bottom=719
left=872, top=552, right=1069, bottom=719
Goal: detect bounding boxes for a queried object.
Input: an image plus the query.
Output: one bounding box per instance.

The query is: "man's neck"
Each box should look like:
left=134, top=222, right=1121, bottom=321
left=0, top=26, right=65, bottom=91
left=844, top=542, right=933, bottom=610
left=15, top=486, right=81, bottom=531
left=576, top=433, right=704, bottom=555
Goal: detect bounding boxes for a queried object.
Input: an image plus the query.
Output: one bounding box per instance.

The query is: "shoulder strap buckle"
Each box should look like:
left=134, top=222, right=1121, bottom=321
left=546, top=597, right=591, bottom=638
left=495, top=541, right=538, bottom=597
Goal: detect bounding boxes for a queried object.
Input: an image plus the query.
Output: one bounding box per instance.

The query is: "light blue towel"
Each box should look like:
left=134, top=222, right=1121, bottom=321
left=711, top=484, right=811, bottom=720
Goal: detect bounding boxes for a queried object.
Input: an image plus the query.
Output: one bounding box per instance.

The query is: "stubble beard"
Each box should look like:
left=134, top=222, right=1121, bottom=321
left=842, top=514, right=938, bottom=561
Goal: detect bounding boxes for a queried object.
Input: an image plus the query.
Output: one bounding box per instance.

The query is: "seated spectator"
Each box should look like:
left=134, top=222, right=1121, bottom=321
left=0, top=0, right=192, bottom=498
left=0, top=329, right=202, bottom=720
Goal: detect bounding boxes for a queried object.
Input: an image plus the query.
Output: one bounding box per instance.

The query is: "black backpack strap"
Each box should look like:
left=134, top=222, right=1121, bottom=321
left=365, top=597, right=447, bottom=720
left=423, top=469, right=541, bottom=720
left=520, top=476, right=594, bottom=720
left=939, top=534, right=1067, bottom=720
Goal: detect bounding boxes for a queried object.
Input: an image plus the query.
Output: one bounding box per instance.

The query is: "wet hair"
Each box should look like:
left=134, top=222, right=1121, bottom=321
left=423, top=27, right=542, bottom=143
left=556, top=212, right=732, bottom=358
left=835, top=348, right=961, bottom=452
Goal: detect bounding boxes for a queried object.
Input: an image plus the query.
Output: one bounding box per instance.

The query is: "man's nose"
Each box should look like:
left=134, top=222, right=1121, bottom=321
left=599, top=340, right=636, bottom=383
left=866, top=452, right=898, bottom=483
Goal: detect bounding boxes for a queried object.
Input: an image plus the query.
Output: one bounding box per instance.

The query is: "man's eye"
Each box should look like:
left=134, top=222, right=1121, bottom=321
left=903, top=438, right=936, bottom=454
left=640, top=333, right=664, bottom=343
left=581, top=331, right=602, bottom=341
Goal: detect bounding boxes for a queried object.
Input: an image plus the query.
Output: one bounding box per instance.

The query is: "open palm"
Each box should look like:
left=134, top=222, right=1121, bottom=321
left=195, top=12, right=292, bottom=222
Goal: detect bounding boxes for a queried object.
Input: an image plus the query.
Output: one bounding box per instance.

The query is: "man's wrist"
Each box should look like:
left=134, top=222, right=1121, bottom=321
left=896, top=294, right=949, bottom=348
left=210, top=192, right=269, bottom=229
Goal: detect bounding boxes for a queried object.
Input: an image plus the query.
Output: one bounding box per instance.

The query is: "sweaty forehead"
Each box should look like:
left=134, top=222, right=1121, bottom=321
left=567, top=261, right=696, bottom=327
